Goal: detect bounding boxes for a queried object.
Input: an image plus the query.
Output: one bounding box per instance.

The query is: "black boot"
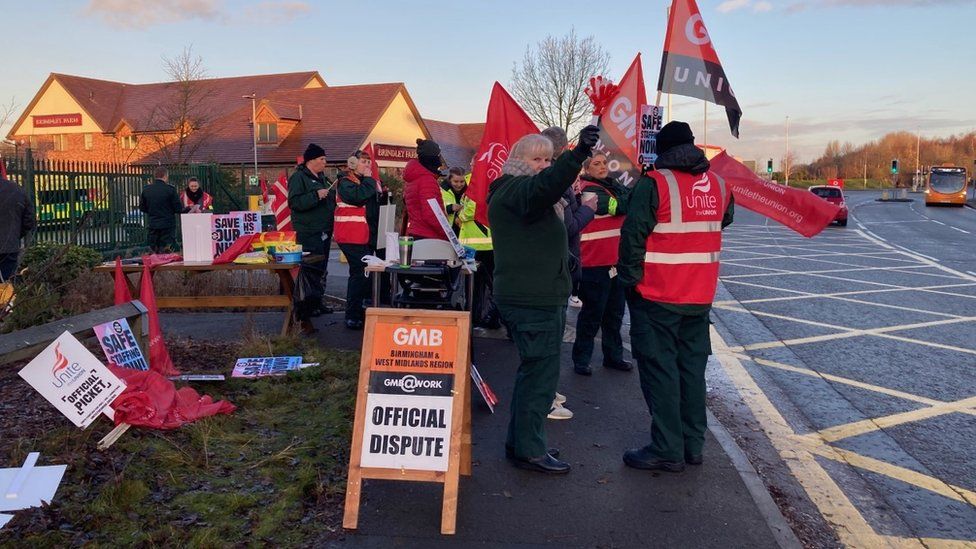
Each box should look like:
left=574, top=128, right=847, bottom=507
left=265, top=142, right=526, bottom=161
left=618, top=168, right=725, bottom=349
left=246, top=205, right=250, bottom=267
left=623, top=446, right=685, bottom=472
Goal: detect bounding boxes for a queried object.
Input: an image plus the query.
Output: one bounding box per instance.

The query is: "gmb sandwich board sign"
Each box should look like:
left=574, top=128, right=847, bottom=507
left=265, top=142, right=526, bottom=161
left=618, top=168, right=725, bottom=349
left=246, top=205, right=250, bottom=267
left=343, top=308, right=472, bottom=535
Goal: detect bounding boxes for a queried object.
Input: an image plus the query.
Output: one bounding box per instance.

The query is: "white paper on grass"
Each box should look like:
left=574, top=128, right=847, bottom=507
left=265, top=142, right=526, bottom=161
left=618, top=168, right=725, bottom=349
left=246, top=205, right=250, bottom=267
left=0, top=463, right=67, bottom=513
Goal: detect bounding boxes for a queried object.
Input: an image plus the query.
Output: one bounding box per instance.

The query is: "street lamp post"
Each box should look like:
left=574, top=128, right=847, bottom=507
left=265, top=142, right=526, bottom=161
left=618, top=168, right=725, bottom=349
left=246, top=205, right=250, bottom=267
left=785, top=115, right=790, bottom=187
left=243, top=93, right=258, bottom=184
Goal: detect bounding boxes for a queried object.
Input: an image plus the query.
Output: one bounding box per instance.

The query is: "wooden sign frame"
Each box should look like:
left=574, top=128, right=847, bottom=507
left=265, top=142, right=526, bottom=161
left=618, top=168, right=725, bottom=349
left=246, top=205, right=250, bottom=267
left=343, top=308, right=472, bottom=535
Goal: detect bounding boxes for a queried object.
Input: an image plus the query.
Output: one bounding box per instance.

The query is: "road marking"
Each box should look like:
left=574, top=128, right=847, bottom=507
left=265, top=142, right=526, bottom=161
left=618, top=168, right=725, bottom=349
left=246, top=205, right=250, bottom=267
left=722, top=263, right=939, bottom=280
left=932, top=220, right=947, bottom=226
left=711, top=329, right=910, bottom=548
left=721, top=275, right=976, bottom=302
left=797, top=439, right=976, bottom=508
left=951, top=226, right=971, bottom=234
left=714, top=282, right=976, bottom=307
left=812, top=396, right=976, bottom=443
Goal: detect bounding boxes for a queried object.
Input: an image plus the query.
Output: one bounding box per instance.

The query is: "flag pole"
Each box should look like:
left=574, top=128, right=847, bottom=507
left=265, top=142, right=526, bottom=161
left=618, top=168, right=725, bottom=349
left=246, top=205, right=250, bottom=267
left=703, top=100, right=708, bottom=150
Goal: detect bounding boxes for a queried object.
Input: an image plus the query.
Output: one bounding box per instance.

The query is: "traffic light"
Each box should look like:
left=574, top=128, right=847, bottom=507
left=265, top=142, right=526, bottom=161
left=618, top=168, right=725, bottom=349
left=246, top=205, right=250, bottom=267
left=891, top=159, right=899, bottom=175
left=767, top=159, right=773, bottom=174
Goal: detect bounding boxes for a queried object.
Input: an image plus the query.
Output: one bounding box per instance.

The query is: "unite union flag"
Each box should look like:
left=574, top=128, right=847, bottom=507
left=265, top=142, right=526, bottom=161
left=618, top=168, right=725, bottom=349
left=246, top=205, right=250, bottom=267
left=658, top=0, right=742, bottom=137
left=467, top=82, right=539, bottom=226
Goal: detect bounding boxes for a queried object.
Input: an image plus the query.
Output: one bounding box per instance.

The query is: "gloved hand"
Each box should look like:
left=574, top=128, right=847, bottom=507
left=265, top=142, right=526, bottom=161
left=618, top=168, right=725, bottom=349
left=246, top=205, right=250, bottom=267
left=575, top=125, right=600, bottom=158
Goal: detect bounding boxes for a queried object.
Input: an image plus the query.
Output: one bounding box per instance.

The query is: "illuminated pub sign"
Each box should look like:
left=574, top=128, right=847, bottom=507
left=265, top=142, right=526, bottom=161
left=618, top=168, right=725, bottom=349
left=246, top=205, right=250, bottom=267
left=373, top=144, right=418, bottom=162
left=33, top=113, right=83, bottom=128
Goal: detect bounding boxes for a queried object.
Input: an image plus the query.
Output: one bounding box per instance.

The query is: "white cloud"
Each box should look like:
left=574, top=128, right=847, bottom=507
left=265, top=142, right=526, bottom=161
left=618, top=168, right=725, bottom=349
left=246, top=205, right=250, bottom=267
left=718, top=0, right=753, bottom=12
left=753, top=1, right=774, bottom=11
left=84, top=0, right=312, bottom=29
left=85, top=0, right=223, bottom=28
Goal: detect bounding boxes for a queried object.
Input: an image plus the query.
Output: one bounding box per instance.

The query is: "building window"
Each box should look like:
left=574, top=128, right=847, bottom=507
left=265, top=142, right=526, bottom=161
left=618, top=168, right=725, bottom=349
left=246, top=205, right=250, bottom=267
left=84, top=134, right=93, bottom=150
left=53, top=134, right=67, bottom=151
left=120, top=135, right=137, bottom=149
left=258, top=123, right=278, bottom=143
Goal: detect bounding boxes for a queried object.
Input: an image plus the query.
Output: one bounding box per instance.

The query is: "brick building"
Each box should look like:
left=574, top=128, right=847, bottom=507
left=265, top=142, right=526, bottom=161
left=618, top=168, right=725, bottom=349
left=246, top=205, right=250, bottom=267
left=7, top=71, right=484, bottom=181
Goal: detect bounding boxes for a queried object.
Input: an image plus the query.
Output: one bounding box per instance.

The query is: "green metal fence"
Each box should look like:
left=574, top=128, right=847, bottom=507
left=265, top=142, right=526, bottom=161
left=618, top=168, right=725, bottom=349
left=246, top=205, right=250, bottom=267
left=3, top=150, right=240, bottom=257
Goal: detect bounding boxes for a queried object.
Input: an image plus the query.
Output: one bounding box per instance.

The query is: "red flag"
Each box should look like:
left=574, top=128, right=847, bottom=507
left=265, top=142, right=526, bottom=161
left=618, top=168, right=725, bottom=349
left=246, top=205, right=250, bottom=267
left=113, top=258, right=132, bottom=305
left=108, top=365, right=235, bottom=430
left=710, top=151, right=839, bottom=237
left=139, top=263, right=180, bottom=376
left=468, top=83, right=539, bottom=226
left=593, top=54, right=647, bottom=188
left=0, top=155, right=7, bottom=180
left=272, top=173, right=293, bottom=232
left=658, top=0, right=742, bottom=137
left=259, top=178, right=269, bottom=204
left=361, top=142, right=383, bottom=192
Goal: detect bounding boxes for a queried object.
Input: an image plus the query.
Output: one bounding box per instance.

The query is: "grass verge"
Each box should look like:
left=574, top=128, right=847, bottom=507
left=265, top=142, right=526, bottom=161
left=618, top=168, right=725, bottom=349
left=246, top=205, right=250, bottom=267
left=0, top=335, right=359, bottom=548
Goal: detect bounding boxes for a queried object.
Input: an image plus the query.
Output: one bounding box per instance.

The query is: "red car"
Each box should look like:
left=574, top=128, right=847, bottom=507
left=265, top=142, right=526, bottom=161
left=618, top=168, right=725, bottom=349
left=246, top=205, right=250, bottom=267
left=809, top=185, right=848, bottom=226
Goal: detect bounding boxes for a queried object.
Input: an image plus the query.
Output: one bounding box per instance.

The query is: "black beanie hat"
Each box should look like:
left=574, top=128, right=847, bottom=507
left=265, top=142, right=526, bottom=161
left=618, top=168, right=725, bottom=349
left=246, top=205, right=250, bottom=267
left=655, top=121, right=695, bottom=154
left=303, top=143, right=326, bottom=163
left=416, top=138, right=441, bottom=158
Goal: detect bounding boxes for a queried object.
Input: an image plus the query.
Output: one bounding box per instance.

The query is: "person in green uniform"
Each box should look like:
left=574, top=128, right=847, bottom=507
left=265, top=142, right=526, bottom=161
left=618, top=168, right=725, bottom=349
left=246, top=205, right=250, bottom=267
left=336, top=151, right=381, bottom=330
left=617, top=122, right=734, bottom=472
left=487, top=124, right=600, bottom=474
left=287, top=144, right=332, bottom=335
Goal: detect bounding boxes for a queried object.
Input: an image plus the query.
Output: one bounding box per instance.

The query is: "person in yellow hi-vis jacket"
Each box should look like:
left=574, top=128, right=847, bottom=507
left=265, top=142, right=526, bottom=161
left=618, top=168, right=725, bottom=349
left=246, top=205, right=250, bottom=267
left=455, top=170, right=499, bottom=329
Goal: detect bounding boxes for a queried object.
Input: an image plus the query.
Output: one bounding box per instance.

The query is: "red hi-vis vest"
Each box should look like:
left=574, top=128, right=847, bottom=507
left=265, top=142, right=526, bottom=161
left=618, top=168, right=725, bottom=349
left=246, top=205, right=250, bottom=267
left=637, top=169, right=729, bottom=305
left=333, top=196, right=369, bottom=245
left=579, top=183, right=624, bottom=267
left=180, top=191, right=212, bottom=211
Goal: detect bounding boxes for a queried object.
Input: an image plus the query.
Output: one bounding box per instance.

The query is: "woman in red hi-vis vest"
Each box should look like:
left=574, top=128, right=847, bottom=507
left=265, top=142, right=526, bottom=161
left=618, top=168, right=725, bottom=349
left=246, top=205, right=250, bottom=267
left=180, top=177, right=213, bottom=213
left=616, top=121, right=734, bottom=474
left=572, top=152, right=633, bottom=376
left=335, top=151, right=381, bottom=330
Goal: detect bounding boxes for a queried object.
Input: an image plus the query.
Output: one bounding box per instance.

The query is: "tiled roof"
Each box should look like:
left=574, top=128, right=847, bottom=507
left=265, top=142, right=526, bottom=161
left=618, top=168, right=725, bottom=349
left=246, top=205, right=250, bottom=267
left=53, top=71, right=322, bottom=132
left=423, top=119, right=485, bottom=170
left=181, top=83, right=408, bottom=165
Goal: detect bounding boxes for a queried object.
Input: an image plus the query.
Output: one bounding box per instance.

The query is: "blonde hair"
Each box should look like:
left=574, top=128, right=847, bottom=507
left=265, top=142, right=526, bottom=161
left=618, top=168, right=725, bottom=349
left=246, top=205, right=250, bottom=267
left=510, top=134, right=554, bottom=162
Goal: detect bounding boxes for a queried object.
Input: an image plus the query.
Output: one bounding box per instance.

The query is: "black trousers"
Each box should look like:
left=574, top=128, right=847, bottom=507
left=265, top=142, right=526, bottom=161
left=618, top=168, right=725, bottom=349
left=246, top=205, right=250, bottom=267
left=0, top=252, right=19, bottom=282
left=147, top=227, right=176, bottom=253
left=472, top=250, right=499, bottom=328
left=295, top=230, right=327, bottom=322
left=572, top=266, right=626, bottom=368
left=339, top=243, right=371, bottom=322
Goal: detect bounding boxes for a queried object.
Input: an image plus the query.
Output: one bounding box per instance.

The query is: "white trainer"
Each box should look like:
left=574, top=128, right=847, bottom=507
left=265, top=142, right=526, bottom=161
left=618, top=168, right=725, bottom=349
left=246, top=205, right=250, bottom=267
left=568, top=296, right=582, bottom=307
left=547, top=403, right=574, bottom=420
left=554, top=392, right=567, bottom=405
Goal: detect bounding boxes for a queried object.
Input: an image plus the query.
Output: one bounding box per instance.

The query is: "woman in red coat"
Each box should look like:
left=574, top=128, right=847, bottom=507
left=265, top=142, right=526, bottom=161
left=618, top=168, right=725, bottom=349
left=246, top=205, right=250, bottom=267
left=403, top=138, right=447, bottom=240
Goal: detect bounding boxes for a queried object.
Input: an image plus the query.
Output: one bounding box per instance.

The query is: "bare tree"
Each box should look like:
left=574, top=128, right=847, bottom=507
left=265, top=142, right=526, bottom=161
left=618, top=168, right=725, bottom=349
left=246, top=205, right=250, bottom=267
left=510, top=28, right=610, bottom=133
left=143, top=45, right=218, bottom=165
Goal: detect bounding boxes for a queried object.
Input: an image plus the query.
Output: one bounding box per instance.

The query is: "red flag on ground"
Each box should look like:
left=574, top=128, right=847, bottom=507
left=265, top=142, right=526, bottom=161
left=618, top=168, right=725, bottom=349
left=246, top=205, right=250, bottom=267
left=108, top=365, right=235, bottom=430
left=593, top=54, right=647, bottom=188
left=468, top=82, right=539, bottom=226
left=139, top=263, right=180, bottom=376
left=710, top=151, right=839, bottom=237
left=272, top=174, right=293, bottom=231
left=113, top=258, right=132, bottom=305
left=658, top=0, right=742, bottom=138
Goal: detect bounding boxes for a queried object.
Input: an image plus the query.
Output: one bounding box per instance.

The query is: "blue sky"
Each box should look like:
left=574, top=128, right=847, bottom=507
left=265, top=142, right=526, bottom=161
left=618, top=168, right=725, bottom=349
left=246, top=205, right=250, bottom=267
left=2, top=0, right=975, bottom=165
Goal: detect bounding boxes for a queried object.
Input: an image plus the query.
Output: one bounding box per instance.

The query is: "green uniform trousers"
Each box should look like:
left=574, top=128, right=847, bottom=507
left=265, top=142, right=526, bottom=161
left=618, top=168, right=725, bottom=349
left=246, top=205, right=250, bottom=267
left=496, top=303, right=566, bottom=458
left=627, top=295, right=711, bottom=462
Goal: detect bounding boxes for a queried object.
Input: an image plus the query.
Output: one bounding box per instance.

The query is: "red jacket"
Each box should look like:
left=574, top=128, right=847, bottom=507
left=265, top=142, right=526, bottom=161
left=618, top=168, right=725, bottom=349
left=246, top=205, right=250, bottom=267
left=403, top=160, right=447, bottom=240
